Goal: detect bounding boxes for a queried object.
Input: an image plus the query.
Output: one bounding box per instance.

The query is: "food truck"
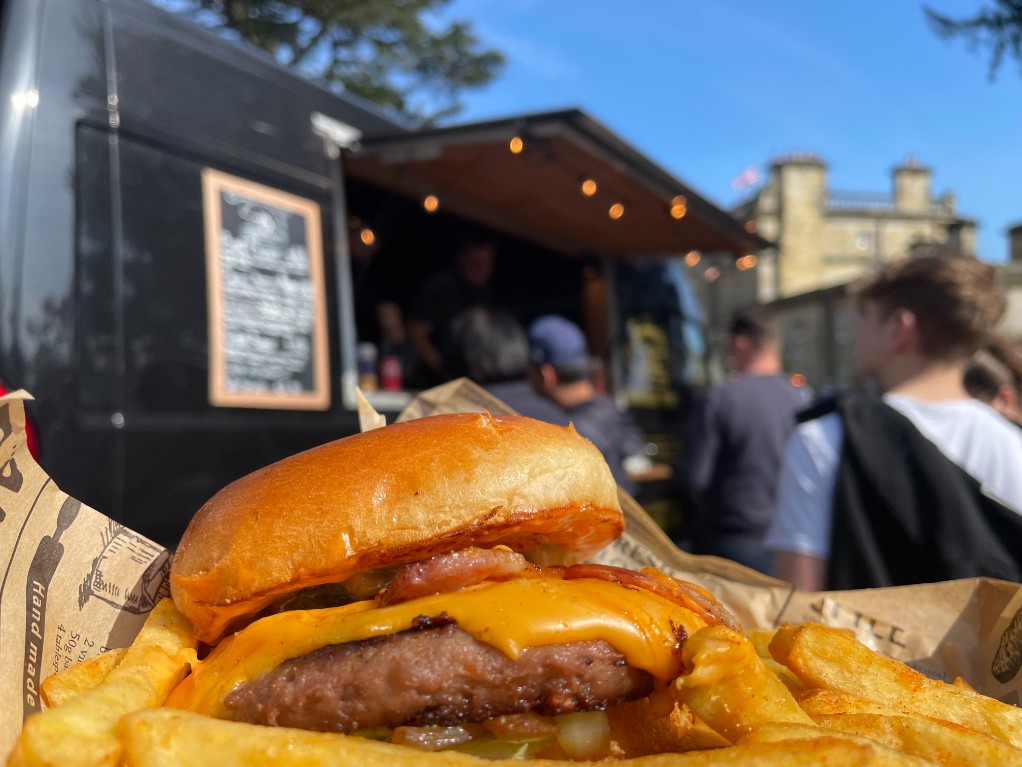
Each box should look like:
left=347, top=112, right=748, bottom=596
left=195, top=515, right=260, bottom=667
left=0, top=0, right=766, bottom=546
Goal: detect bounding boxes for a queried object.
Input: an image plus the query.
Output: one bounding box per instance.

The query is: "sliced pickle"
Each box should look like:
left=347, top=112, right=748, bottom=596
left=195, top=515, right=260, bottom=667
left=450, top=738, right=552, bottom=759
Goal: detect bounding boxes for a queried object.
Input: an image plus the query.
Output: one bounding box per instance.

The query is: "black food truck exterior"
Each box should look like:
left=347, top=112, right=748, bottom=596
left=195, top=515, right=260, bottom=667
left=0, top=0, right=406, bottom=545
left=0, top=0, right=767, bottom=547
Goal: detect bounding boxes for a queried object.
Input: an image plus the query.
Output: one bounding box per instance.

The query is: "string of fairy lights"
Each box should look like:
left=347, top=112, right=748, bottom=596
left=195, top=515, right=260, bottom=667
left=505, top=133, right=690, bottom=224
left=352, top=132, right=760, bottom=280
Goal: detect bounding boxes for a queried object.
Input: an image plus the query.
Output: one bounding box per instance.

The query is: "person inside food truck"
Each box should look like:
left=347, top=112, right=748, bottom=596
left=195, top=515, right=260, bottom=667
left=407, top=239, right=497, bottom=385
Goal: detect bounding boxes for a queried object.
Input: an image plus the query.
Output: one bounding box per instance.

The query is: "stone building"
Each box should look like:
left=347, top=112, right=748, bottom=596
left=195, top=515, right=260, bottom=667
left=685, top=153, right=984, bottom=391
left=732, top=154, right=977, bottom=301
left=999, top=224, right=1022, bottom=337
left=771, top=224, right=1022, bottom=393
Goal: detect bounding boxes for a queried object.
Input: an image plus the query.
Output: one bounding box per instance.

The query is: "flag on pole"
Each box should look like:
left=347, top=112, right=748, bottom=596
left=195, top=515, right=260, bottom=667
left=730, top=165, right=761, bottom=190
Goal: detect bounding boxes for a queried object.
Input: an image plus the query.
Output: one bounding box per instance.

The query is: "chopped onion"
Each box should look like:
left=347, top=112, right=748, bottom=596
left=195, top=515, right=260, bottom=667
left=555, top=711, right=611, bottom=760
left=391, top=725, right=478, bottom=751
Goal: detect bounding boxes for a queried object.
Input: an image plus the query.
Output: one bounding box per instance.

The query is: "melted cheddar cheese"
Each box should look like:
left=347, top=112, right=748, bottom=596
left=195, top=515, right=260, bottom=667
left=167, top=577, right=707, bottom=718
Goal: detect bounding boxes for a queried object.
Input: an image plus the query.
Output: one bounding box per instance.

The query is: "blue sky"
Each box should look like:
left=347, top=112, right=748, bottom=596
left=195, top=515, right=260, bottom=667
left=440, top=1, right=1022, bottom=262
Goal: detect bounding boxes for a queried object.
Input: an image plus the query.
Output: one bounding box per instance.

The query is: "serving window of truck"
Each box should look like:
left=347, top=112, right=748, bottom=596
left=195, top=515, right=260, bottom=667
left=343, top=110, right=768, bottom=404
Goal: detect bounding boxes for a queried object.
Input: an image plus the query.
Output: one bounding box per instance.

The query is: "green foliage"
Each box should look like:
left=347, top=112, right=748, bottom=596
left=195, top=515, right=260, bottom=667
left=165, top=0, right=504, bottom=125
left=925, top=1, right=1022, bottom=79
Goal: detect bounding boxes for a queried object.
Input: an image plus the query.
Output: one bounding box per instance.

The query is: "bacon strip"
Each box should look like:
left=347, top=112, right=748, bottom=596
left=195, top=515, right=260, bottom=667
left=561, top=563, right=741, bottom=632
left=377, top=546, right=542, bottom=607
left=377, top=547, right=740, bottom=632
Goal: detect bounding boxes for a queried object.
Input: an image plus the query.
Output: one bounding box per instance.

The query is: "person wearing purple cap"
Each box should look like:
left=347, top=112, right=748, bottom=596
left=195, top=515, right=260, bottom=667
left=526, top=315, right=646, bottom=494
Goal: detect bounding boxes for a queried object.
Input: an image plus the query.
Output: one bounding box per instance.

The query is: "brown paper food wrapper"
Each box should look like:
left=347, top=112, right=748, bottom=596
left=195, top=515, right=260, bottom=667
left=4, top=383, right=1022, bottom=756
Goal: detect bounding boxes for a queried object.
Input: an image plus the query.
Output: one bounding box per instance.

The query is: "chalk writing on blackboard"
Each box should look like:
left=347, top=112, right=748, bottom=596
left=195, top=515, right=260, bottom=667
left=202, top=169, right=330, bottom=409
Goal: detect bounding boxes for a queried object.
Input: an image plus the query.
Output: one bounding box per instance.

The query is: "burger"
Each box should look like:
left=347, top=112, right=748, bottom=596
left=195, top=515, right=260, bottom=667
left=166, top=412, right=736, bottom=760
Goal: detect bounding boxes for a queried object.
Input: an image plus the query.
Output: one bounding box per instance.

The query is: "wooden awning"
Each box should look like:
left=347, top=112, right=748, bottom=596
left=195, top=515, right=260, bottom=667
left=345, top=109, right=769, bottom=260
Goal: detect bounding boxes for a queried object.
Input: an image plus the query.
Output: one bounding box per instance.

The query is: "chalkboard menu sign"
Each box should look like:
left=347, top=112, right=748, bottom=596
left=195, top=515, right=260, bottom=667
left=201, top=169, right=330, bottom=410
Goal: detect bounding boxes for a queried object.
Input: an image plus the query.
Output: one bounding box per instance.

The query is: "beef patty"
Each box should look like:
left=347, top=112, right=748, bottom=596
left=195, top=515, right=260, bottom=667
left=224, top=621, right=653, bottom=732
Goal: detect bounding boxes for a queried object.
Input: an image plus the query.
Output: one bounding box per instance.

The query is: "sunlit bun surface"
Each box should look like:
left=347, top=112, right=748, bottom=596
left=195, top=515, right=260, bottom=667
left=170, top=413, right=623, bottom=643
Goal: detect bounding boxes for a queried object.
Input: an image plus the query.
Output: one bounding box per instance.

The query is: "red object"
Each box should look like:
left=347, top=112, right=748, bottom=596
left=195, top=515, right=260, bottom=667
left=730, top=164, right=761, bottom=190
left=0, top=377, right=39, bottom=459
left=380, top=355, right=403, bottom=391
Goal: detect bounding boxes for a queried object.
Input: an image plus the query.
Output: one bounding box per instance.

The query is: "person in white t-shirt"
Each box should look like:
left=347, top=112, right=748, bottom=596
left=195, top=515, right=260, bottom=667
left=764, top=254, right=1022, bottom=591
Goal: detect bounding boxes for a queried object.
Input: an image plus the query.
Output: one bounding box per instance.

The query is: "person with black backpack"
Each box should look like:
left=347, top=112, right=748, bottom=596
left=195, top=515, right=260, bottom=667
left=765, top=255, right=1022, bottom=591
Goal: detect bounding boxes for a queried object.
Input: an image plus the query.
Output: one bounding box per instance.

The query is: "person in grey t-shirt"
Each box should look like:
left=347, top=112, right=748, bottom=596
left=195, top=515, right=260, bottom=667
left=678, top=307, right=809, bottom=574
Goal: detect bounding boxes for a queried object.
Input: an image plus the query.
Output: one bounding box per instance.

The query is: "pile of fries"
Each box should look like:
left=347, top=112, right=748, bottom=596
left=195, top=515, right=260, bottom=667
left=9, top=599, right=1022, bottom=766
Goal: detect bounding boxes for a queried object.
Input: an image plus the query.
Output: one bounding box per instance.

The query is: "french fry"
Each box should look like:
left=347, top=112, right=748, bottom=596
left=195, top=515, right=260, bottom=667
left=951, top=676, right=975, bottom=692
left=40, top=648, right=128, bottom=709
left=673, top=714, right=732, bottom=751
left=741, top=722, right=936, bottom=766
left=605, top=685, right=695, bottom=756
left=811, top=712, right=1022, bottom=767
left=749, top=628, right=776, bottom=658
left=673, top=624, right=814, bottom=743
left=762, top=657, right=808, bottom=693
left=747, top=628, right=806, bottom=692
left=771, top=622, right=1022, bottom=749
left=119, top=708, right=932, bottom=767
left=8, top=599, right=197, bottom=767
left=797, top=688, right=909, bottom=719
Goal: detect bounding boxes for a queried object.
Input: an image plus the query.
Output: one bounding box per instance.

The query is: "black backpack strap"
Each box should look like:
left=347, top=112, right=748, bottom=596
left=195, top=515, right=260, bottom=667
left=826, top=394, right=1022, bottom=589
left=796, top=394, right=838, bottom=424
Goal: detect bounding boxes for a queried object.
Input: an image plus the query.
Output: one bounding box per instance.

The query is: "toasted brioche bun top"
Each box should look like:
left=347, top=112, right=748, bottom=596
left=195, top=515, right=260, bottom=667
left=171, top=413, right=624, bottom=643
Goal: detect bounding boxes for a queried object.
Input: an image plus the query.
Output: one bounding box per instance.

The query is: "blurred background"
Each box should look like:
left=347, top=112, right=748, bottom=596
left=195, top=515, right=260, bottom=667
left=1, top=0, right=1018, bottom=546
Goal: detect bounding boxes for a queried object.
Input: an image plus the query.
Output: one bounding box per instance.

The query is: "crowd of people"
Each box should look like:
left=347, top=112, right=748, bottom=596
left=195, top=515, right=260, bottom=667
left=364, top=237, right=650, bottom=496
left=768, top=256, right=1021, bottom=589
left=444, top=308, right=647, bottom=495
left=378, top=239, right=1022, bottom=592
left=685, top=254, right=1022, bottom=588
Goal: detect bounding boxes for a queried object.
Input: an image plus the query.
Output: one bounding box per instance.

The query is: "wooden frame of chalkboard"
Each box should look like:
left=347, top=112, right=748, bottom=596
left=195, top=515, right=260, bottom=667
left=202, top=168, right=331, bottom=410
